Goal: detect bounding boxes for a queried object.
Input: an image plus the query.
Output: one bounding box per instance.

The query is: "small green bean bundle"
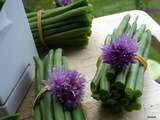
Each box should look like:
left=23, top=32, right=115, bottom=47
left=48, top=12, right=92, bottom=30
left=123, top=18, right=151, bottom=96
left=90, top=14, right=152, bottom=112
left=27, top=0, right=93, bottom=49
left=34, top=48, right=86, bottom=119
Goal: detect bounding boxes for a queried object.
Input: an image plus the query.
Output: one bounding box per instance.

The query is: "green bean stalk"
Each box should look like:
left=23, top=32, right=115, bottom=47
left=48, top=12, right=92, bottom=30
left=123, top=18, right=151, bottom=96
left=0, top=114, right=19, bottom=120
left=90, top=14, right=152, bottom=112
left=27, top=0, right=93, bottom=49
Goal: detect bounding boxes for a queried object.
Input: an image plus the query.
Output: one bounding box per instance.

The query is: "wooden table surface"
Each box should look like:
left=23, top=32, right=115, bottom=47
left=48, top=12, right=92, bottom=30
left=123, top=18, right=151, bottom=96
left=18, top=10, right=160, bottom=120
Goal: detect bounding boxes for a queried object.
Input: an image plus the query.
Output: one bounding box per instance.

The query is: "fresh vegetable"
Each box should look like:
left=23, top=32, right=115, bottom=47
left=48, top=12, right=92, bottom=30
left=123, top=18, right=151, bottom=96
left=52, top=48, right=65, bottom=120
left=34, top=48, right=86, bottom=119
left=42, top=50, right=54, bottom=120
left=71, top=104, right=85, bottom=120
left=27, top=0, right=93, bottom=49
left=125, top=31, right=148, bottom=99
left=134, top=30, right=152, bottom=98
left=34, top=57, right=45, bottom=119
left=90, top=14, right=152, bottom=112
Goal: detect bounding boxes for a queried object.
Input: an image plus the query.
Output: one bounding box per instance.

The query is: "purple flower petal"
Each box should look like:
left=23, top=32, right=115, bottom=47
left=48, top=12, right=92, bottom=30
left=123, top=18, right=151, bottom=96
left=49, top=67, right=85, bottom=109
left=102, top=34, right=138, bottom=69
left=55, top=0, right=72, bottom=6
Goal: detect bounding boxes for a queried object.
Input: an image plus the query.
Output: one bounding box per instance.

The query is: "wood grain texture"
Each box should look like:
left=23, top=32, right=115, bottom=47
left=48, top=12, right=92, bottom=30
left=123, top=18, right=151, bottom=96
left=18, top=10, right=160, bottom=120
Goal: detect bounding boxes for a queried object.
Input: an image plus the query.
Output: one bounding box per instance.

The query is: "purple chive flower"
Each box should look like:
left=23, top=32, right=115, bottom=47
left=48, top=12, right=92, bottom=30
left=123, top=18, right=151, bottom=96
left=55, top=0, right=72, bottom=6
left=48, top=68, right=85, bottom=109
left=102, top=34, right=138, bottom=69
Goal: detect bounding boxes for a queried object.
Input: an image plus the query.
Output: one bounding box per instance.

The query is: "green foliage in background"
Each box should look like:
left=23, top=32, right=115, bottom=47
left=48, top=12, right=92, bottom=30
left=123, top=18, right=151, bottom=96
left=145, top=0, right=160, bottom=25
left=89, top=0, right=136, bottom=17
left=149, top=47, right=160, bottom=63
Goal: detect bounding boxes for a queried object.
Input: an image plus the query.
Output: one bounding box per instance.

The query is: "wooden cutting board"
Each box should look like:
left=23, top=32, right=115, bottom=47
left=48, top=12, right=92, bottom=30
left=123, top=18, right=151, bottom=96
left=18, top=10, right=160, bottom=120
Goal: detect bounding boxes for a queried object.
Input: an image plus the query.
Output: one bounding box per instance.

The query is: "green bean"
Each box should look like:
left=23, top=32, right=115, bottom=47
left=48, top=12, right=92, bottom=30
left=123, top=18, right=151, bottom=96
left=53, top=96, right=65, bottom=120
left=61, top=56, right=72, bottom=120
left=28, top=0, right=88, bottom=22
left=90, top=62, right=104, bottom=94
left=133, top=24, right=146, bottom=41
left=119, top=97, right=129, bottom=106
left=32, top=14, right=92, bottom=33
left=0, top=114, right=19, bottom=120
left=100, top=65, right=110, bottom=100
left=131, top=98, right=142, bottom=110
left=104, top=35, right=116, bottom=79
left=114, top=66, right=130, bottom=90
left=34, top=22, right=91, bottom=39
left=111, top=29, right=117, bottom=41
left=53, top=48, right=65, bottom=120
left=54, top=48, right=63, bottom=67
left=134, top=30, right=151, bottom=97
left=72, top=104, right=85, bottom=120
left=116, top=14, right=131, bottom=37
left=30, top=5, right=92, bottom=29
left=45, top=27, right=90, bottom=42
left=127, top=16, right=138, bottom=37
left=42, top=50, right=54, bottom=120
left=34, top=57, right=45, bottom=119
left=64, top=110, right=72, bottom=120
left=125, top=23, right=131, bottom=33
left=125, top=32, right=148, bottom=99
left=62, top=56, right=69, bottom=71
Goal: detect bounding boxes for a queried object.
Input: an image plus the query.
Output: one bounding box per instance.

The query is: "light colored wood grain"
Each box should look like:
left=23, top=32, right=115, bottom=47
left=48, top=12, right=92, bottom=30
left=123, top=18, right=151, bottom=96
left=18, top=82, right=34, bottom=120
left=18, top=10, right=160, bottom=120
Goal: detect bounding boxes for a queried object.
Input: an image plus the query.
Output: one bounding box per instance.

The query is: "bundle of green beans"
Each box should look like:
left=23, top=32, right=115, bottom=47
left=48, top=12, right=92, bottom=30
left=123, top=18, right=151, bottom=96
left=27, top=0, right=93, bottom=48
left=90, top=14, right=152, bottom=112
left=34, top=48, right=86, bottom=120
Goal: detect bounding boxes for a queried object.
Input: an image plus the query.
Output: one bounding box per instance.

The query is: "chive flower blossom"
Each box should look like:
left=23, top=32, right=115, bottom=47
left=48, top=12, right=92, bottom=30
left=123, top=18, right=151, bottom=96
left=47, top=68, right=85, bottom=109
left=55, top=0, right=72, bottom=6
left=102, top=34, right=138, bottom=69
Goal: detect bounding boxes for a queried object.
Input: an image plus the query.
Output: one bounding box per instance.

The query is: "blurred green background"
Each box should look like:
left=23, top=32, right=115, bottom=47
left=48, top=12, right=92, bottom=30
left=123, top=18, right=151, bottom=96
left=24, top=0, right=160, bottom=82
left=24, top=0, right=160, bottom=23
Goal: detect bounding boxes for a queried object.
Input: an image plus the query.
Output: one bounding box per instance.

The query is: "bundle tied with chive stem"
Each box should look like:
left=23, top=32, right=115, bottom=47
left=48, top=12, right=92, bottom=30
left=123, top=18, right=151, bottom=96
left=27, top=0, right=93, bottom=49
left=33, top=48, right=86, bottom=120
left=90, top=14, right=152, bottom=112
